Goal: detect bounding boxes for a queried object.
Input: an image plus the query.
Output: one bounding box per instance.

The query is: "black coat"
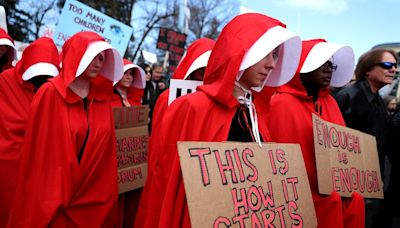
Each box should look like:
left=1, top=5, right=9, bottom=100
left=334, top=79, right=387, bottom=175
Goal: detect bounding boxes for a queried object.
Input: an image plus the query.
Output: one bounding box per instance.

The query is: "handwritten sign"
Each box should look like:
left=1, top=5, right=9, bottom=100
left=178, top=142, right=317, bottom=228
left=312, top=114, right=383, bottom=199
left=168, top=79, right=203, bottom=105
left=54, top=0, right=133, bottom=55
left=113, top=105, right=149, bottom=129
left=116, top=126, right=148, bottom=194
left=156, top=27, right=187, bottom=73
left=113, top=106, right=149, bottom=194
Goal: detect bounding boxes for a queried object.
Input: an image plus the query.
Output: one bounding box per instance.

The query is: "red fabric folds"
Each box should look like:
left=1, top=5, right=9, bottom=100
left=268, top=39, right=364, bottom=228
left=0, top=37, right=60, bottom=226
left=111, top=87, right=144, bottom=107
left=139, top=13, right=286, bottom=228
left=134, top=38, right=215, bottom=228
left=7, top=32, right=119, bottom=227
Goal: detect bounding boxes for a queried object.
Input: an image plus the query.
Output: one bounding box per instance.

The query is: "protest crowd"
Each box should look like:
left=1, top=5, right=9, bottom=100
left=0, top=3, right=400, bottom=228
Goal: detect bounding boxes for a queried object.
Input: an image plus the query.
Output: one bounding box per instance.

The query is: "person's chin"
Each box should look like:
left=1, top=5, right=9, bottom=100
left=384, top=79, right=393, bottom=85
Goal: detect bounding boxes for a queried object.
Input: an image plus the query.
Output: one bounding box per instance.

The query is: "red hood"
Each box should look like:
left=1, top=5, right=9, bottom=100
left=278, top=39, right=330, bottom=99
left=15, top=37, right=60, bottom=85
left=121, top=58, right=146, bottom=89
left=198, top=13, right=286, bottom=108
left=172, top=38, right=215, bottom=80
left=51, top=32, right=104, bottom=98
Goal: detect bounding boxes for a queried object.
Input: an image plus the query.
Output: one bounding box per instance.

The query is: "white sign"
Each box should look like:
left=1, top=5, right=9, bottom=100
left=54, top=0, right=133, bottom=55
left=168, top=79, right=203, bottom=105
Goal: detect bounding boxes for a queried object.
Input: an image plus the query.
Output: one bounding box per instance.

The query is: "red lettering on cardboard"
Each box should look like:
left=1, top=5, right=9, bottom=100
left=117, top=167, right=143, bottom=184
left=316, top=118, right=361, bottom=154
left=233, top=148, right=246, bottom=183
left=189, top=148, right=212, bottom=186
left=213, top=216, right=231, bottom=227
left=287, top=177, right=299, bottom=201
left=243, top=148, right=258, bottom=182
left=268, top=149, right=278, bottom=175
left=288, top=201, right=303, bottom=227
left=331, top=167, right=380, bottom=193
left=214, top=149, right=238, bottom=185
left=231, top=183, right=275, bottom=216
left=276, top=149, right=289, bottom=175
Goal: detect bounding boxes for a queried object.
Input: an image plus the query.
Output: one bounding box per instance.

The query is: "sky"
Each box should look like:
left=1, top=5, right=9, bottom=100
left=239, top=0, right=400, bottom=61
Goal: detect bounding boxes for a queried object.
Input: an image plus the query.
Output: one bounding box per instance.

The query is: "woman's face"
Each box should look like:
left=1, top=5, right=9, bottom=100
left=118, top=68, right=134, bottom=88
left=303, top=60, right=336, bottom=89
left=239, top=47, right=279, bottom=89
left=82, top=52, right=105, bottom=78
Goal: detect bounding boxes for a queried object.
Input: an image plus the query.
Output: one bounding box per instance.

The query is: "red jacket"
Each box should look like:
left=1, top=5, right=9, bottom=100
left=7, top=32, right=121, bottom=227
left=268, top=39, right=364, bottom=228
left=0, top=37, right=60, bottom=226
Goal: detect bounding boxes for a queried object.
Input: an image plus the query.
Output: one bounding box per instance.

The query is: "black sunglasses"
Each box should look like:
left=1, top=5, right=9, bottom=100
left=321, top=61, right=338, bottom=72
left=376, top=62, right=397, bottom=70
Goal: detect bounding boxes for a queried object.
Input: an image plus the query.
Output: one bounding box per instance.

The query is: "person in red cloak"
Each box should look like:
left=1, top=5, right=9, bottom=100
left=134, top=37, right=215, bottom=228
left=0, top=28, right=16, bottom=73
left=268, top=39, right=365, bottom=228
left=7, top=31, right=124, bottom=227
left=112, top=58, right=146, bottom=228
left=143, top=13, right=302, bottom=228
left=0, top=36, right=60, bottom=227
left=112, top=58, right=146, bottom=107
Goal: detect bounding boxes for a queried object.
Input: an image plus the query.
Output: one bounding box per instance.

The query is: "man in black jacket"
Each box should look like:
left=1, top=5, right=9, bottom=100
left=334, top=48, right=398, bottom=228
left=143, top=62, right=167, bottom=133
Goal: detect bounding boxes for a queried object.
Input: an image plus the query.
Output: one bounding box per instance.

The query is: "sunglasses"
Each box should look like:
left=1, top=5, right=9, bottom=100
left=321, top=61, right=338, bottom=72
left=376, top=62, right=397, bottom=70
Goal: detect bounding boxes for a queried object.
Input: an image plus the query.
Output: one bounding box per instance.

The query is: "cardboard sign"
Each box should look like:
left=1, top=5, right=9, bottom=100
left=115, top=126, right=148, bottom=168
left=115, top=125, right=148, bottom=193
left=112, top=105, right=149, bottom=129
left=312, top=114, right=384, bottom=199
left=168, top=79, right=203, bottom=105
left=117, top=163, right=147, bottom=194
left=178, top=142, right=317, bottom=228
left=113, top=106, right=149, bottom=194
left=54, top=0, right=133, bottom=55
left=156, top=27, right=187, bottom=73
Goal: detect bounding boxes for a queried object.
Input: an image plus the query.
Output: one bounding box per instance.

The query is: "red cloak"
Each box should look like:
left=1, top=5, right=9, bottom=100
left=151, top=13, right=300, bottom=228
left=0, top=37, right=60, bottom=226
left=7, top=32, right=122, bottom=227
left=268, top=39, right=364, bottom=228
left=111, top=87, right=144, bottom=107
left=112, top=60, right=146, bottom=228
left=134, top=38, right=215, bottom=228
